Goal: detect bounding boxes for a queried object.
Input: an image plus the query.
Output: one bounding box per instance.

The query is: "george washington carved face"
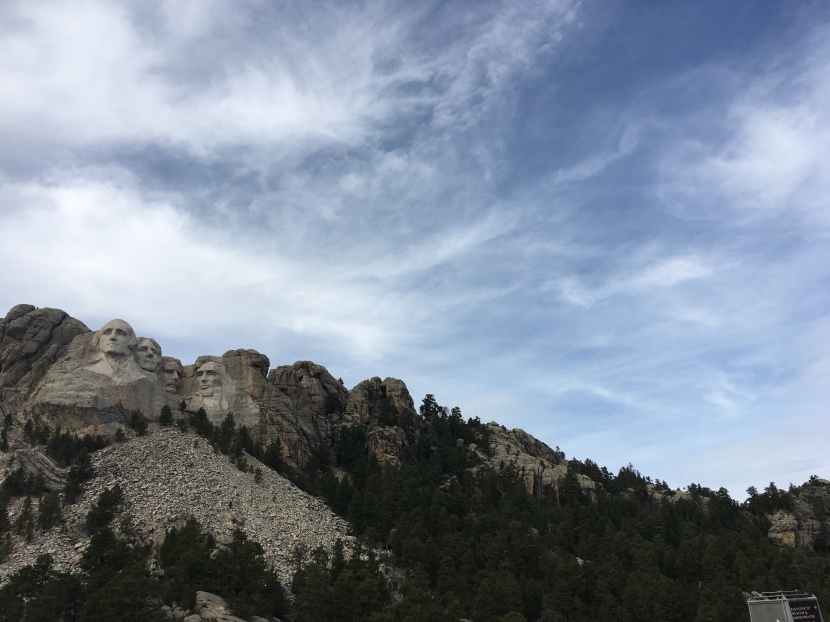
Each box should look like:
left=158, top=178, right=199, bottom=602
left=135, top=337, right=162, bottom=373
left=97, top=319, right=136, bottom=358
left=85, top=319, right=144, bottom=383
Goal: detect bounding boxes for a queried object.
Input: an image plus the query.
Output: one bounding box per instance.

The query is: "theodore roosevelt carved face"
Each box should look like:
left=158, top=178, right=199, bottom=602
left=160, top=357, right=183, bottom=394
left=135, top=337, right=162, bottom=373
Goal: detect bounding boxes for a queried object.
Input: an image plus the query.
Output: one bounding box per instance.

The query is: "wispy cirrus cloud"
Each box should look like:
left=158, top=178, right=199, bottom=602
left=654, top=24, right=830, bottom=229
left=0, top=0, right=579, bottom=156
left=551, top=253, right=715, bottom=308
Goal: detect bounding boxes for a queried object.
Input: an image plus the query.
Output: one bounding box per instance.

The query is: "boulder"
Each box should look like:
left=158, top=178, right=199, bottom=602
left=194, top=591, right=246, bottom=621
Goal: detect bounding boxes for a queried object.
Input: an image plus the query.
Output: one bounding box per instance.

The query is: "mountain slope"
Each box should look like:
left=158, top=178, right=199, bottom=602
left=2, top=425, right=348, bottom=587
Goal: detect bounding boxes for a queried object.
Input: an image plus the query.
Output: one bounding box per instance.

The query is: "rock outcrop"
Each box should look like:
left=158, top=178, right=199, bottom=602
left=767, top=511, right=802, bottom=547
left=267, top=361, right=347, bottom=468
left=334, top=376, right=422, bottom=474
left=645, top=483, right=694, bottom=504
left=343, top=377, right=418, bottom=428
left=0, top=305, right=432, bottom=474
left=185, top=590, right=276, bottom=622
left=0, top=304, right=88, bottom=394
left=8, top=448, right=68, bottom=491
left=270, top=361, right=348, bottom=419
left=472, top=422, right=597, bottom=500
left=766, top=479, right=830, bottom=549
left=366, top=425, right=410, bottom=472
left=178, top=349, right=325, bottom=469
left=0, top=308, right=337, bottom=469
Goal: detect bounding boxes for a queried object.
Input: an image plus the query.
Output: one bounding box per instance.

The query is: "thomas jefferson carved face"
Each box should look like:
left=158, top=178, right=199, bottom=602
left=97, top=319, right=135, bottom=358
left=161, top=357, right=183, bottom=394
left=196, top=362, right=223, bottom=397
left=135, top=337, right=161, bottom=373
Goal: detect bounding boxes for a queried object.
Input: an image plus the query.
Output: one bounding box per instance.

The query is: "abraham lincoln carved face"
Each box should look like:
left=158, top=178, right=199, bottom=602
left=196, top=361, right=223, bottom=397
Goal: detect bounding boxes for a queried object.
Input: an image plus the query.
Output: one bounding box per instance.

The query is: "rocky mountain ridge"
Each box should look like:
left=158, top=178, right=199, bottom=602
left=2, top=300, right=830, bottom=604
left=1, top=304, right=597, bottom=502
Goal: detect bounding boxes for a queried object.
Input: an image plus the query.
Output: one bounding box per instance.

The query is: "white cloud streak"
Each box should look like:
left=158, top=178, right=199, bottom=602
left=552, top=254, right=715, bottom=308
left=0, top=0, right=579, bottom=155
left=655, top=25, right=830, bottom=229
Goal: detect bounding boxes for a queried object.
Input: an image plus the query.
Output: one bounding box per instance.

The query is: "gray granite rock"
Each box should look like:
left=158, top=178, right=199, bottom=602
left=0, top=426, right=350, bottom=588
left=0, top=305, right=89, bottom=391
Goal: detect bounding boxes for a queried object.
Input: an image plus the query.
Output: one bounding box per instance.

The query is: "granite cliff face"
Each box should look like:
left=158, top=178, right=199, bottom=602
left=0, top=305, right=89, bottom=397
left=5, top=306, right=651, bottom=492
left=0, top=306, right=420, bottom=473
left=766, top=479, right=830, bottom=549
left=268, top=360, right=347, bottom=468
left=1, top=304, right=609, bottom=513
left=339, top=376, right=421, bottom=473
left=10, top=305, right=757, bottom=510
left=472, top=423, right=580, bottom=498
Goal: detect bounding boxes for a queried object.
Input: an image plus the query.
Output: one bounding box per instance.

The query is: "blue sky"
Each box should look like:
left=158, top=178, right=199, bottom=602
left=2, top=0, right=829, bottom=499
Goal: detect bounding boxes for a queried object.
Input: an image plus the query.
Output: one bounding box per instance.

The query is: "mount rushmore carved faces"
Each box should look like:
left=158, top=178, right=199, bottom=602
left=84, top=319, right=145, bottom=383
left=135, top=337, right=162, bottom=373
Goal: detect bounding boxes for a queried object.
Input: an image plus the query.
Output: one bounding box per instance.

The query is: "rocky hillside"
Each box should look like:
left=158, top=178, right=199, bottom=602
left=2, top=425, right=349, bottom=587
